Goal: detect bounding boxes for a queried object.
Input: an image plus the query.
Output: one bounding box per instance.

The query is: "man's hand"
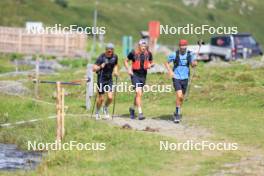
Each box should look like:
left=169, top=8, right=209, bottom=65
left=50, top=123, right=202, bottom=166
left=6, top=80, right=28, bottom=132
left=113, top=71, right=119, bottom=77
left=191, top=60, right=198, bottom=68
left=164, top=62, right=174, bottom=79
left=168, top=70, right=174, bottom=78
left=148, top=63, right=155, bottom=69
left=100, top=63, right=106, bottom=69
left=124, top=58, right=133, bottom=76
left=127, top=68, right=133, bottom=76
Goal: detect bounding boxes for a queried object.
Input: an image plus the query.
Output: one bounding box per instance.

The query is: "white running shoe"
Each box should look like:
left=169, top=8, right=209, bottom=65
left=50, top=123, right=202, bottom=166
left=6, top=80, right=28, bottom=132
left=95, top=113, right=101, bottom=120
left=103, top=106, right=110, bottom=120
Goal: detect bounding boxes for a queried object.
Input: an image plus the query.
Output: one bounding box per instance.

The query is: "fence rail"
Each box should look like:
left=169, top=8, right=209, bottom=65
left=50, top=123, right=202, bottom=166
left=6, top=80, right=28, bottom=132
left=0, top=26, right=87, bottom=57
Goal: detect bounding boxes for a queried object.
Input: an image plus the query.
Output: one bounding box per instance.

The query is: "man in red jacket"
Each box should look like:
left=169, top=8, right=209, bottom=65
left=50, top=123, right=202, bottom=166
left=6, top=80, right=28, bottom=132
left=124, top=39, right=154, bottom=120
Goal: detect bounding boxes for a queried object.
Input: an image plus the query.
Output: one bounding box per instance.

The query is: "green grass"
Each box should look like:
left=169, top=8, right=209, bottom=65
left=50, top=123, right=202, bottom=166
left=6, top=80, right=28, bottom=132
left=0, top=54, right=264, bottom=175
left=59, top=58, right=89, bottom=68
left=184, top=62, right=264, bottom=148
left=0, top=56, right=15, bottom=73
left=1, top=0, right=264, bottom=174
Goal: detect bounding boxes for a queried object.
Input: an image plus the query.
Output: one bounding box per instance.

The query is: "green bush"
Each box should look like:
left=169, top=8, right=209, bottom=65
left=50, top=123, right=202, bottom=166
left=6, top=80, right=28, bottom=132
left=10, top=53, right=23, bottom=61
left=55, top=0, right=68, bottom=8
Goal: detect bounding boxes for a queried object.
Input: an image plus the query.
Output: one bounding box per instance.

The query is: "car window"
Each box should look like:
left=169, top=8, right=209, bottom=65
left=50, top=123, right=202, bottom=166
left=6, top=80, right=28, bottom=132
left=234, top=36, right=256, bottom=45
left=248, top=37, right=257, bottom=45
left=211, top=37, right=231, bottom=47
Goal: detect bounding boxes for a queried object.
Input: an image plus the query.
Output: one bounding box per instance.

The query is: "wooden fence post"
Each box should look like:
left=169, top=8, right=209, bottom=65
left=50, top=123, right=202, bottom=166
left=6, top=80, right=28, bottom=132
left=34, top=57, right=40, bottom=98
left=61, top=88, right=65, bottom=139
left=56, top=82, right=62, bottom=142
left=56, top=82, right=65, bottom=142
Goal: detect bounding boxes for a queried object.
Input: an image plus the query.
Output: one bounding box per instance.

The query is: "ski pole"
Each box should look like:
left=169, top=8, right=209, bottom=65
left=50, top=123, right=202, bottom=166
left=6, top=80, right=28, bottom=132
left=112, top=76, right=118, bottom=119
left=185, top=40, right=203, bottom=101
left=90, top=92, right=97, bottom=118
left=91, top=64, right=105, bottom=118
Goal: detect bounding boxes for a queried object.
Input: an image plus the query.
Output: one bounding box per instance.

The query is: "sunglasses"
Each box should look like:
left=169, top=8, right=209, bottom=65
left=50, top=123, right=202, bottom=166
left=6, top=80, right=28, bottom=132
left=106, top=48, right=113, bottom=52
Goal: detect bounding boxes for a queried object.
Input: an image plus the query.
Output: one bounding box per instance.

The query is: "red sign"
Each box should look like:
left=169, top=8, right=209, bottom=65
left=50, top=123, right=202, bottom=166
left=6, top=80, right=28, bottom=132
left=148, top=21, right=160, bottom=39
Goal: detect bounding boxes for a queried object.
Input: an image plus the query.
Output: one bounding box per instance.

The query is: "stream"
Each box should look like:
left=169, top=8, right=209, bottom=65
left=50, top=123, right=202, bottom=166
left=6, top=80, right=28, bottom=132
left=0, top=143, right=43, bottom=170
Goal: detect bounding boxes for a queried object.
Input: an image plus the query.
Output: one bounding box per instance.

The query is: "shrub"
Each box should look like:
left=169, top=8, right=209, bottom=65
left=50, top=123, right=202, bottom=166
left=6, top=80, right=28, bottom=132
left=55, top=0, right=68, bottom=8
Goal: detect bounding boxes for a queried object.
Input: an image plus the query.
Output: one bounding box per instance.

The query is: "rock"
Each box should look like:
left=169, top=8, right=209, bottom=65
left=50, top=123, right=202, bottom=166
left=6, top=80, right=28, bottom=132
left=0, top=81, right=29, bottom=96
left=15, top=59, right=64, bottom=72
left=143, top=126, right=159, bottom=132
left=121, top=123, right=132, bottom=130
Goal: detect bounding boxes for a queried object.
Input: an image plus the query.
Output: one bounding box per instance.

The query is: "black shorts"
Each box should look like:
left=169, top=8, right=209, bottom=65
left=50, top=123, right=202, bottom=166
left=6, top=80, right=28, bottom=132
left=131, top=74, right=146, bottom=89
left=172, top=78, right=189, bottom=94
left=97, top=79, right=113, bottom=94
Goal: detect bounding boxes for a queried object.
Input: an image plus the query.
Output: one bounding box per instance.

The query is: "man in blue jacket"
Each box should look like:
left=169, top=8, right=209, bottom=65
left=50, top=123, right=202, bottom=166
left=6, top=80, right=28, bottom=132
left=165, top=39, right=197, bottom=123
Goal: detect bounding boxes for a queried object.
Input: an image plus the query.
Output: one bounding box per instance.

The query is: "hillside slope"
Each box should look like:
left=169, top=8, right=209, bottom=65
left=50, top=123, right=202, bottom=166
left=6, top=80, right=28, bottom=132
left=0, top=0, right=264, bottom=45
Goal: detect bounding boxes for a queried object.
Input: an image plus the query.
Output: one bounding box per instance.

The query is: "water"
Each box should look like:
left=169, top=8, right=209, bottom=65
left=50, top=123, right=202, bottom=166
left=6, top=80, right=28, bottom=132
left=0, top=144, right=43, bottom=170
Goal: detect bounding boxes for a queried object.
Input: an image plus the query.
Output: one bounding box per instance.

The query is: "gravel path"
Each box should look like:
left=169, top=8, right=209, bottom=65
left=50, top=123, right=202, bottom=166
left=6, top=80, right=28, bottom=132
left=108, top=117, right=211, bottom=141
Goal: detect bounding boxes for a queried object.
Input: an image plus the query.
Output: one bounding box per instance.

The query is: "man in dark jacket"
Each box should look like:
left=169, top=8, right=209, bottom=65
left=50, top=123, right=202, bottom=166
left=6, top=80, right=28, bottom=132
left=93, top=43, right=119, bottom=120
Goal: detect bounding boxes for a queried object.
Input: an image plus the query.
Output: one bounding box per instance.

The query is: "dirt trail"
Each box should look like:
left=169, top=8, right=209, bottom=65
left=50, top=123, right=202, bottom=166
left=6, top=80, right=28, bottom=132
left=105, top=117, right=264, bottom=176
left=108, top=117, right=211, bottom=141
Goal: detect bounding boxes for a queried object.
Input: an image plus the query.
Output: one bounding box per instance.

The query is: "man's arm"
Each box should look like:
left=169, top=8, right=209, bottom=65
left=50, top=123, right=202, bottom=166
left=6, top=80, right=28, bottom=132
left=113, top=55, right=119, bottom=77
left=148, top=52, right=155, bottom=68
left=93, top=56, right=105, bottom=72
left=113, top=64, right=119, bottom=77
left=93, top=64, right=101, bottom=72
left=164, top=53, right=175, bottom=78
left=164, top=62, right=174, bottom=78
left=124, top=58, right=133, bottom=75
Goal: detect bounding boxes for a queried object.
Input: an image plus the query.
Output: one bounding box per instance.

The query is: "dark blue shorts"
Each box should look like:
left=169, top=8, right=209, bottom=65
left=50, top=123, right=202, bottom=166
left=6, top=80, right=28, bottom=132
left=172, top=78, right=189, bottom=94
left=97, top=79, right=113, bottom=94
left=131, top=74, right=146, bottom=89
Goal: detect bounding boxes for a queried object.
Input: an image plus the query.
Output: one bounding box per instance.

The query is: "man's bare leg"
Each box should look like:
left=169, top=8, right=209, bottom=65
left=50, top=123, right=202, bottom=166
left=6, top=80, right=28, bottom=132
left=135, top=88, right=143, bottom=112
left=135, top=88, right=145, bottom=120
left=96, top=93, right=104, bottom=119
left=105, top=92, right=113, bottom=107
left=176, top=90, right=184, bottom=115
left=103, top=92, right=113, bottom=119
left=174, top=90, right=184, bottom=123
